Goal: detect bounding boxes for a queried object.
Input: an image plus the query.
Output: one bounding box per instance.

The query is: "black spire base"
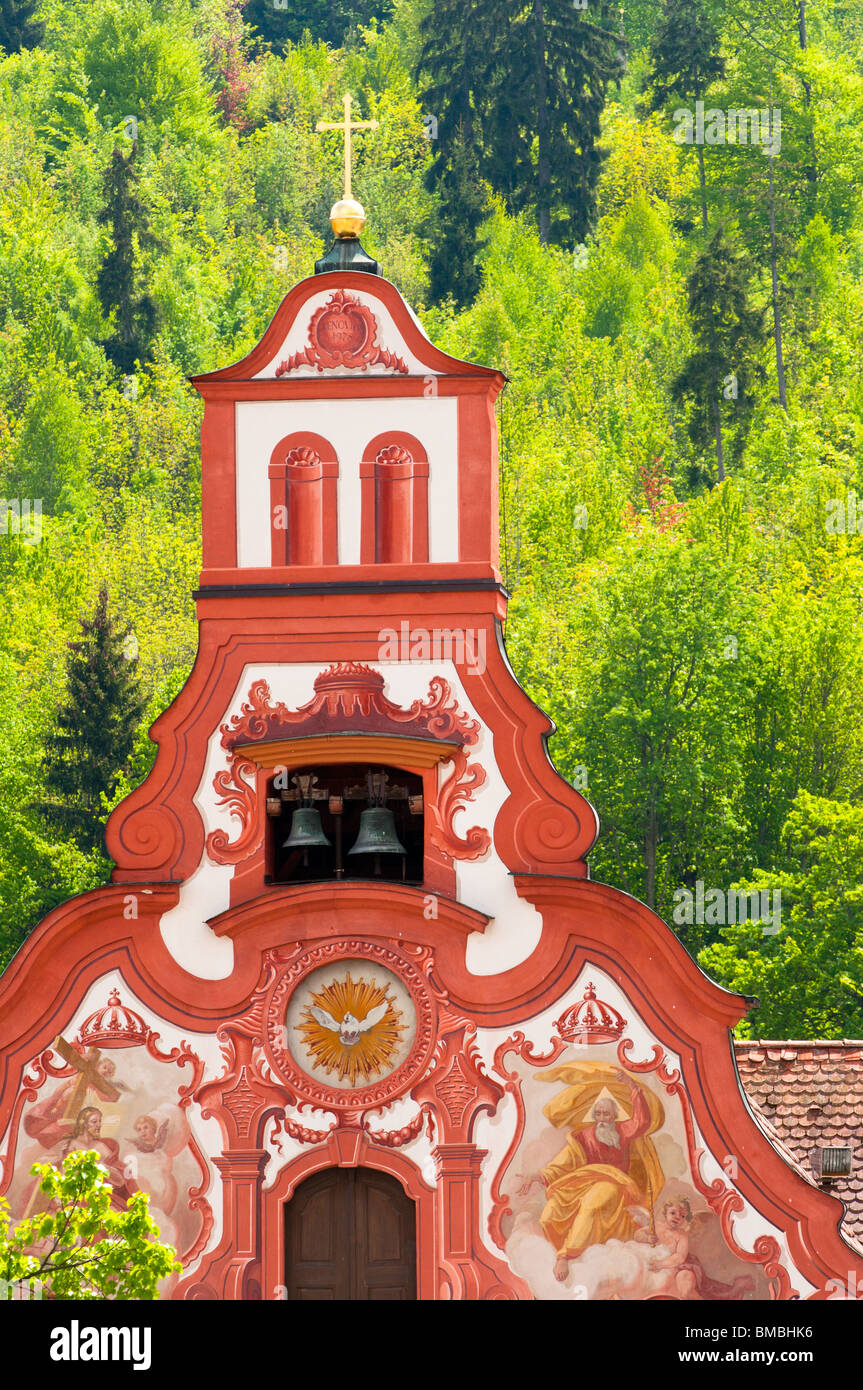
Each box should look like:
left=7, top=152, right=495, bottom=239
left=315, top=236, right=382, bottom=276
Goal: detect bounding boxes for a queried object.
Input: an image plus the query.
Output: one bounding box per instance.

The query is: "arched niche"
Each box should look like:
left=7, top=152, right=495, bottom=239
left=360, top=431, right=429, bottom=565
left=268, top=431, right=339, bottom=566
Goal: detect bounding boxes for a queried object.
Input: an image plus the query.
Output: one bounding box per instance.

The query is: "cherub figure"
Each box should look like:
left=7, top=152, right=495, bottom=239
left=636, top=1198, right=701, bottom=1299
left=126, top=1114, right=169, bottom=1153
left=636, top=1198, right=755, bottom=1301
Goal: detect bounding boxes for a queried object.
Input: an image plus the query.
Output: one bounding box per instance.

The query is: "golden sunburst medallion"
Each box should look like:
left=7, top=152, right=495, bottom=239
left=296, top=972, right=406, bottom=1086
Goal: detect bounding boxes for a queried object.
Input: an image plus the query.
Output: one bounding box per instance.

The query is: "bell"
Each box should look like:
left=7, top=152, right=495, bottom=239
left=282, top=807, right=331, bottom=850
left=348, top=806, right=406, bottom=856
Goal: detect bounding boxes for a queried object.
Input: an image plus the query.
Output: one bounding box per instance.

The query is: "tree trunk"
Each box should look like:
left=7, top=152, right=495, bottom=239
left=644, top=798, right=657, bottom=910
left=711, top=388, right=725, bottom=482
left=768, top=153, right=788, bottom=411
left=695, top=88, right=721, bottom=474
left=704, top=246, right=725, bottom=482
left=797, top=0, right=818, bottom=195
left=696, top=129, right=708, bottom=233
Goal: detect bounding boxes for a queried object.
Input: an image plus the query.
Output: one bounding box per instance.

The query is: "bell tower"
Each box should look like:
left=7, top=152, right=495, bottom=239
left=166, top=230, right=598, bottom=911
left=193, top=264, right=504, bottom=583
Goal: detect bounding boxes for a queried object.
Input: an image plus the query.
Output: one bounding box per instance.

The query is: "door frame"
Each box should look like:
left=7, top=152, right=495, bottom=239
left=264, top=1132, right=436, bottom=1301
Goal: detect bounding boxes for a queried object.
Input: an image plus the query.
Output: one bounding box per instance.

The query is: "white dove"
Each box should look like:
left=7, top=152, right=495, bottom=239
left=310, top=1002, right=388, bottom=1046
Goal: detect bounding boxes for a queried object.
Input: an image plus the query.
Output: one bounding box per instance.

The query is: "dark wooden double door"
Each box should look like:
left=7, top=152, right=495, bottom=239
left=284, top=1167, right=417, bottom=1300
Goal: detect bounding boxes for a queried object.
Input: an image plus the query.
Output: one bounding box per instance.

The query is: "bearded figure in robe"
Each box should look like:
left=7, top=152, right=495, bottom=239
left=520, top=1064, right=665, bottom=1283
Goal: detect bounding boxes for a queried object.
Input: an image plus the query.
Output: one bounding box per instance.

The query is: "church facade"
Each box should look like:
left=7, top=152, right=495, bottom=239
left=0, top=233, right=860, bottom=1301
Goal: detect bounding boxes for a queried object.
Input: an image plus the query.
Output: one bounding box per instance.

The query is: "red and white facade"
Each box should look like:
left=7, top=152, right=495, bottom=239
left=0, top=268, right=860, bottom=1300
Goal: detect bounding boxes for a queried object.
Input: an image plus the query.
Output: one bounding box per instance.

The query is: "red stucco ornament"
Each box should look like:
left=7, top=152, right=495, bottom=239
left=275, top=289, right=409, bottom=375
left=79, top=988, right=149, bottom=1049
left=555, top=982, right=626, bottom=1045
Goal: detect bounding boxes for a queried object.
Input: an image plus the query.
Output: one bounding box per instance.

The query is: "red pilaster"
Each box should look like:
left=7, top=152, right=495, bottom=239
left=210, top=1150, right=270, bottom=1299
left=433, top=1143, right=485, bottom=1293
left=201, top=400, right=236, bottom=568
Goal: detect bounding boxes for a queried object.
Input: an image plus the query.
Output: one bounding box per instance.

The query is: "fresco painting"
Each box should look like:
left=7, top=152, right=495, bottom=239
left=501, top=1056, right=772, bottom=1301
left=0, top=997, right=211, bottom=1276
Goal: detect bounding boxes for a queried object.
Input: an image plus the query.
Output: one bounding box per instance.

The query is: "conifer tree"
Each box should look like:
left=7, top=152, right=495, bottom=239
left=647, top=0, right=725, bottom=232
left=418, top=0, right=623, bottom=247
left=416, top=0, right=502, bottom=298
left=0, top=0, right=44, bottom=53
left=673, top=229, right=766, bottom=484
left=416, top=0, right=486, bottom=201
left=96, top=145, right=159, bottom=378
left=40, top=590, right=145, bottom=853
left=497, top=0, right=624, bottom=244
left=243, top=0, right=393, bottom=49
left=425, top=126, right=488, bottom=307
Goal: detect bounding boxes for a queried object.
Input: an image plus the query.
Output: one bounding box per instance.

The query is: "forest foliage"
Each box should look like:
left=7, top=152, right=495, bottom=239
left=1, top=0, right=863, bottom=1038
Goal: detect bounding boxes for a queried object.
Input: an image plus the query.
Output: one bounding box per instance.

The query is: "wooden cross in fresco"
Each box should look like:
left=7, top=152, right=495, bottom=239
left=54, top=1036, right=121, bottom=1120
left=316, top=93, right=379, bottom=200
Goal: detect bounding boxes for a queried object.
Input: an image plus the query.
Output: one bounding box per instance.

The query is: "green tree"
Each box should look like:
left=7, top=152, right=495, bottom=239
left=737, top=558, right=863, bottom=866
left=496, top=0, right=625, bottom=244
left=673, top=228, right=767, bottom=483
left=699, top=10, right=863, bottom=409
left=700, top=793, right=863, bottom=1038
left=58, top=0, right=217, bottom=145
left=646, top=0, right=725, bottom=232
left=0, top=1148, right=179, bottom=1299
left=96, top=145, right=159, bottom=377
left=424, top=124, right=488, bottom=306
left=244, top=0, right=394, bottom=49
left=570, top=529, right=753, bottom=939
left=40, top=588, right=145, bottom=853
left=0, top=0, right=44, bottom=53
left=0, top=651, right=103, bottom=969
left=416, top=0, right=487, bottom=161
left=418, top=0, right=623, bottom=246
left=6, top=366, right=95, bottom=514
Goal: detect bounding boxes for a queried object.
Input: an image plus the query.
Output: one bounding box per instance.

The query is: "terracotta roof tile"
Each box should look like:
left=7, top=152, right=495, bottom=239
left=735, top=1039, right=863, bottom=1244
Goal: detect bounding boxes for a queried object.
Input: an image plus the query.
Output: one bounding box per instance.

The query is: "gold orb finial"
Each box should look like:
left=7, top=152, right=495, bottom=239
left=329, top=197, right=366, bottom=239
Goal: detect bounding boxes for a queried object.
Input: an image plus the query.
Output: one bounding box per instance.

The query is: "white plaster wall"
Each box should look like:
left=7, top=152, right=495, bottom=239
left=235, top=396, right=459, bottom=568
left=159, top=701, right=253, bottom=979
left=159, top=860, right=234, bottom=981
left=253, top=287, right=437, bottom=380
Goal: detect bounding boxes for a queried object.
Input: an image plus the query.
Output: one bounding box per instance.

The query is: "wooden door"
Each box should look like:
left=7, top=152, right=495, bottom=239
left=284, top=1167, right=417, bottom=1300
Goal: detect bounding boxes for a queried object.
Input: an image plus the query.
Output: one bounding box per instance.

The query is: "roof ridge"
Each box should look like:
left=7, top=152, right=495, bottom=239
left=734, top=1039, right=863, bottom=1048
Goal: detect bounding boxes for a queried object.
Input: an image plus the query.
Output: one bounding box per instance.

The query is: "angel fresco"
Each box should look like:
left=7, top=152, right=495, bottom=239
left=122, top=1107, right=192, bottom=1250
left=634, top=1199, right=754, bottom=1301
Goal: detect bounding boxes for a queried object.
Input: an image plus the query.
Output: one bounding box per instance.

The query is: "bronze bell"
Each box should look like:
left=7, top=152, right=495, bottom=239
left=348, top=806, right=406, bottom=856
left=282, top=806, right=331, bottom=850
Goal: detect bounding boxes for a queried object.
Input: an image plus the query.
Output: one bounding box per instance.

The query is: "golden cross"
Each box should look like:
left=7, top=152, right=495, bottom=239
left=316, top=93, right=379, bottom=200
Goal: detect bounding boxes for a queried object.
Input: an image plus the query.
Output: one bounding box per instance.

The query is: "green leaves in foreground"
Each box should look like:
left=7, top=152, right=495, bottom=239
left=0, top=1148, right=180, bottom=1300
